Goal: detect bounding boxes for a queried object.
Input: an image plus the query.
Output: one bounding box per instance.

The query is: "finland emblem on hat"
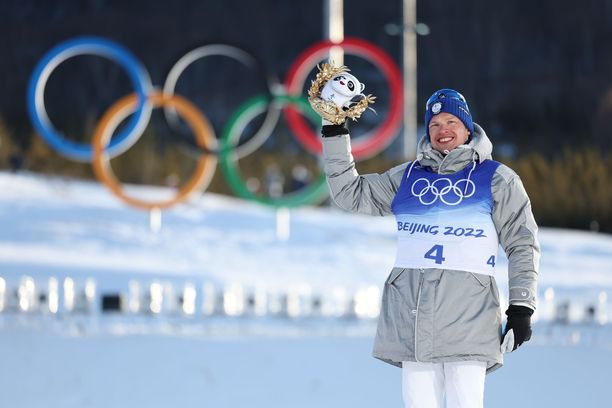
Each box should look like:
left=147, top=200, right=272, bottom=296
left=431, top=102, right=442, bottom=114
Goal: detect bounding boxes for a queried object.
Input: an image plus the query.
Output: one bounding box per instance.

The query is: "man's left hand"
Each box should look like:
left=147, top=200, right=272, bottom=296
left=501, top=305, right=533, bottom=353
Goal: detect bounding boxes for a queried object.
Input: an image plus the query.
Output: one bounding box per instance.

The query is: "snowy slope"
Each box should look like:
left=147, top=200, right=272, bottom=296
left=1, top=171, right=610, bottom=291
left=0, top=171, right=611, bottom=408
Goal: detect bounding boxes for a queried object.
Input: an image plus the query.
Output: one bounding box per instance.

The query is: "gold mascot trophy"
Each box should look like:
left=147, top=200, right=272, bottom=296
left=308, top=63, right=376, bottom=125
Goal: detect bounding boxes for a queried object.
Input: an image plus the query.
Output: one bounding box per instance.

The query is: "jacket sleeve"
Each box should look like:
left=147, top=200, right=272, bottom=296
left=492, top=164, right=540, bottom=310
left=322, top=134, right=407, bottom=216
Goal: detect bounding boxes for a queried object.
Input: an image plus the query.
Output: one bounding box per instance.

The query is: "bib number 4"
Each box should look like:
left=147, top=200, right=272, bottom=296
left=424, top=244, right=445, bottom=264
left=487, top=255, right=496, bottom=267
left=423, top=244, right=497, bottom=268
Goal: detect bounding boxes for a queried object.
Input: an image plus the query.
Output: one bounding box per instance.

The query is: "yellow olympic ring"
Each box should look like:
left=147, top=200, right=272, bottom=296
left=92, top=92, right=218, bottom=210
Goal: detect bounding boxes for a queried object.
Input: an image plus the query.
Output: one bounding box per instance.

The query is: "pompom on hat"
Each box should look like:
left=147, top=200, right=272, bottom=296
left=424, top=88, right=474, bottom=138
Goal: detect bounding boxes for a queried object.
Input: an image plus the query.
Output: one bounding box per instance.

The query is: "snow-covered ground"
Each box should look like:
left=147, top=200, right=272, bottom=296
left=0, top=171, right=611, bottom=407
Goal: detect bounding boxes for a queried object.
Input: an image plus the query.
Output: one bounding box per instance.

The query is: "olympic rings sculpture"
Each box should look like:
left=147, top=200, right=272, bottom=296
left=27, top=36, right=403, bottom=210
left=410, top=178, right=476, bottom=206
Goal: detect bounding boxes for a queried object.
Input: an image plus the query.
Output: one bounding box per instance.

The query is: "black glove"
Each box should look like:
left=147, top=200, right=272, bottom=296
left=502, top=305, right=533, bottom=352
left=321, top=122, right=348, bottom=138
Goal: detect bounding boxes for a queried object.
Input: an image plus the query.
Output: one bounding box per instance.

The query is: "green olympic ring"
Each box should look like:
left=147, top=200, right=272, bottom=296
left=219, top=94, right=328, bottom=208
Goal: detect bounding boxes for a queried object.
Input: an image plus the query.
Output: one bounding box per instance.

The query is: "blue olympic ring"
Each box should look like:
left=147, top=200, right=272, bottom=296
left=27, top=36, right=153, bottom=162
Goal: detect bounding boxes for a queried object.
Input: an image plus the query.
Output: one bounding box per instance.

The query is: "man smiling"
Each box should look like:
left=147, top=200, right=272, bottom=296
left=425, top=89, right=474, bottom=153
left=428, top=112, right=470, bottom=152
left=317, top=87, right=540, bottom=408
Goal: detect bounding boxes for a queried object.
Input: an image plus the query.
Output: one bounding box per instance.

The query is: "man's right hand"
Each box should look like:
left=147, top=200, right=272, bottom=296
left=321, top=120, right=349, bottom=137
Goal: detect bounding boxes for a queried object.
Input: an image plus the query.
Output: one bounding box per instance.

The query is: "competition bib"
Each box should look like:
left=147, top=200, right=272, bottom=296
left=391, top=160, right=501, bottom=276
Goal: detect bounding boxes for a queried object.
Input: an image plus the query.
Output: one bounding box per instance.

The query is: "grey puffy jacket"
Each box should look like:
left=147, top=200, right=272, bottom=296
left=321, top=124, right=540, bottom=373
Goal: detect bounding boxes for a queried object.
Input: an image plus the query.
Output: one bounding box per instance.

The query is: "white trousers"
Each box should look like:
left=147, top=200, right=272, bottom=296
left=402, top=361, right=486, bottom=408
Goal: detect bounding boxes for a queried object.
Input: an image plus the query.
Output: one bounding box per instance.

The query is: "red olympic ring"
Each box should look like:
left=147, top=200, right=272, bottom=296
left=284, top=37, right=403, bottom=160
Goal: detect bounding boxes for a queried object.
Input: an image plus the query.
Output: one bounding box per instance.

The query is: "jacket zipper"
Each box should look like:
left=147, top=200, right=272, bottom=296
left=414, top=268, right=425, bottom=362
left=437, top=153, right=449, bottom=174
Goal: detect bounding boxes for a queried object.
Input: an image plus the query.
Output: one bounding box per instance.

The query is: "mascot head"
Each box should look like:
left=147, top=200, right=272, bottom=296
left=320, top=73, right=365, bottom=109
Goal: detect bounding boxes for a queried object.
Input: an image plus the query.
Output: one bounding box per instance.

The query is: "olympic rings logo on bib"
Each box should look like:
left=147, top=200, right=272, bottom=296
left=27, top=36, right=402, bottom=210
left=410, top=178, right=476, bottom=206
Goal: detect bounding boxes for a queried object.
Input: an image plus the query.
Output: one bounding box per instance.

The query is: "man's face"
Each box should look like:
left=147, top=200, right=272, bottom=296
left=428, top=112, right=470, bottom=153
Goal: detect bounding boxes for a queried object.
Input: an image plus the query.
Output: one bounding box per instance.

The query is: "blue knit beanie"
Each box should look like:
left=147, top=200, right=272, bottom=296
left=424, top=89, right=474, bottom=138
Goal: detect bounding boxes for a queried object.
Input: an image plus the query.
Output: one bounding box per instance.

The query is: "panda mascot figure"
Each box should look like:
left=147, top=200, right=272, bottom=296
left=320, top=72, right=366, bottom=110
left=308, top=63, right=375, bottom=125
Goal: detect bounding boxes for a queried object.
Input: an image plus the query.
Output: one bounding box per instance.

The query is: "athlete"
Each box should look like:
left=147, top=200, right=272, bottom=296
left=316, top=88, right=540, bottom=408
